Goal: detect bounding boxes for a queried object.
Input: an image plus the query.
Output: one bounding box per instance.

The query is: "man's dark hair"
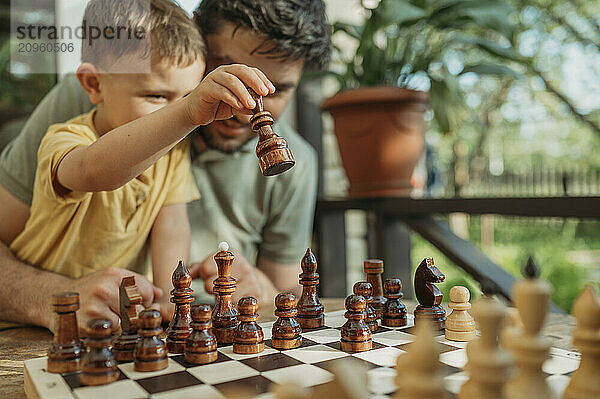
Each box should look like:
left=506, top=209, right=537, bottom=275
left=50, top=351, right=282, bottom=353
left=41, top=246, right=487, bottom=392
left=195, top=0, right=331, bottom=70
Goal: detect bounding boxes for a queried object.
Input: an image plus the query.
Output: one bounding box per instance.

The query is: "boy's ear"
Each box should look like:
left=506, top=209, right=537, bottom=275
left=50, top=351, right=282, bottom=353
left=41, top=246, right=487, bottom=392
left=76, top=63, right=103, bottom=105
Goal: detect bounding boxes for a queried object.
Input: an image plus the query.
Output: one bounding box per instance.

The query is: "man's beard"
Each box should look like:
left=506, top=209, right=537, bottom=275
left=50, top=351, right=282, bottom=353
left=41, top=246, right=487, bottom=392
left=196, top=122, right=256, bottom=154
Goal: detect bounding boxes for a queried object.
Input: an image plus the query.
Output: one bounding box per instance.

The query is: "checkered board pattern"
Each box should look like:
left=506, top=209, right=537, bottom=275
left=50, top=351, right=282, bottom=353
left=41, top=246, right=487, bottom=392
left=24, top=310, right=580, bottom=399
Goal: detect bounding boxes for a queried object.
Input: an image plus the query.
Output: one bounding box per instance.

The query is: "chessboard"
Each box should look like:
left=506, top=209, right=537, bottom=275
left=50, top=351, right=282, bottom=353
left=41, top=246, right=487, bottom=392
left=23, top=310, right=580, bottom=399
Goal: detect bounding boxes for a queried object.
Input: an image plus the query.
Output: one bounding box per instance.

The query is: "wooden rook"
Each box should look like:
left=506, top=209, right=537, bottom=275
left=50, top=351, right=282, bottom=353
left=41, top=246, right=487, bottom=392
left=80, top=319, right=119, bottom=386
left=353, top=282, right=378, bottom=332
left=166, top=261, right=194, bottom=353
left=413, top=257, right=446, bottom=330
left=212, top=242, right=239, bottom=344
left=113, top=276, right=142, bottom=362
left=297, top=248, right=324, bottom=329
left=233, top=296, right=265, bottom=354
left=340, top=294, right=373, bottom=353
left=47, top=292, right=82, bottom=373
left=382, top=278, right=407, bottom=327
left=185, top=304, right=218, bottom=365
left=134, top=309, right=168, bottom=372
left=445, top=286, right=476, bottom=342
left=363, top=259, right=386, bottom=319
left=272, top=293, right=302, bottom=350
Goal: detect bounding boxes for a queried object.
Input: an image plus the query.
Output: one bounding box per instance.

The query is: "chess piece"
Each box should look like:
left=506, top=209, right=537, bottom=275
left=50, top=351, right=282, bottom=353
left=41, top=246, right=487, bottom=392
left=185, top=304, right=218, bottom=364
left=340, top=294, right=372, bottom=352
left=353, top=282, right=378, bottom=332
left=80, top=319, right=119, bottom=386
left=297, top=248, right=324, bottom=329
left=458, top=297, right=511, bottom=399
left=394, top=320, right=446, bottom=399
left=382, top=278, right=407, bottom=327
left=233, top=296, right=265, bottom=354
left=249, top=89, right=295, bottom=176
left=503, top=257, right=558, bottom=399
left=445, top=286, right=476, bottom=341
left=166, top=261, right=194, bottom=353
left=212, top=241, right=239, bottom=344
left=113, top=276, right=142, bottom=362
left=272, top=293, right=302, bottom=350
left=564, top=285, right=600, bottom=399
left=134, top=309, right=168, bottom=372
left=413, top=257, right=446, bottom=330
left=47, top=292, right=82, bottom=373
left=363, top=259, right=386, bottom=318
left=312, top=359, right=370, bottom=399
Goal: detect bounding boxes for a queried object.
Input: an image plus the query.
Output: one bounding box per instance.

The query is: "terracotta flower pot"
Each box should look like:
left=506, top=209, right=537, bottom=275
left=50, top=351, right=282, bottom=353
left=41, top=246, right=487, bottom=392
left=322, top=87, right=428, bottom=198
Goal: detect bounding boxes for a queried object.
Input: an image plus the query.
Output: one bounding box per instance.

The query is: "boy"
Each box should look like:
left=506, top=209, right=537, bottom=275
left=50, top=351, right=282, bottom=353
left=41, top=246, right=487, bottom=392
left=9, top=0, right=275, bottom=320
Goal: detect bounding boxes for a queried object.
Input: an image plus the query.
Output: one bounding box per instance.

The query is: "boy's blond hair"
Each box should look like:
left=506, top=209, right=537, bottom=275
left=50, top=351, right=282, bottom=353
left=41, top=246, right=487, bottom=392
left=82, top=0, right=205, bottom=68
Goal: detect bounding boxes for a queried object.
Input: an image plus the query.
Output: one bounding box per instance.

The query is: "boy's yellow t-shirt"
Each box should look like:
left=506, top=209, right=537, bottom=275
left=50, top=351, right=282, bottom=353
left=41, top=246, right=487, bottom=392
left=10, top=110, right=200, bottom=278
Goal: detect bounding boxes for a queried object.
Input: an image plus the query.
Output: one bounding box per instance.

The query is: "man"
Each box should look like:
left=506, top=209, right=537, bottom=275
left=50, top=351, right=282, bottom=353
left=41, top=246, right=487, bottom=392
left=0, top=0, right=331, bottom=331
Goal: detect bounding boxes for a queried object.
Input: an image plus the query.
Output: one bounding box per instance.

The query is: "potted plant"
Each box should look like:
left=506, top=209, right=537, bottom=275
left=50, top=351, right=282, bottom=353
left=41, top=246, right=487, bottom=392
left=322, top=0, right=518, bottom=197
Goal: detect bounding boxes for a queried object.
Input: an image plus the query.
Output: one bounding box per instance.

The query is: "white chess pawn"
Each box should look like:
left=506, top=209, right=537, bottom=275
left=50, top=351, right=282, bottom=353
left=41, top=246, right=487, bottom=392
left=445, top=286, right=476, bottom=341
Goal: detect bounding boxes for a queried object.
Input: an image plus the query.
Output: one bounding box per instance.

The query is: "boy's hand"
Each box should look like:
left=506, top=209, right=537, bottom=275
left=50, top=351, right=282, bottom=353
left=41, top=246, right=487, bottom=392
left=185, top=64, right=275, bottom=126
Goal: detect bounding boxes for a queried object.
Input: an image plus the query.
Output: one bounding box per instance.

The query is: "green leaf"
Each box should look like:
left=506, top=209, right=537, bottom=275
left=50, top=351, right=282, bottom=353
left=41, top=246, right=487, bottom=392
left=332, top=21, right=363, bottom=39
left=460, top=63, right=523, bottom=78
left=429, top=75, right=468, bottom=134
left=378, top=0, right=427, bottom=26
left=462, top=37, right=524, bottom=62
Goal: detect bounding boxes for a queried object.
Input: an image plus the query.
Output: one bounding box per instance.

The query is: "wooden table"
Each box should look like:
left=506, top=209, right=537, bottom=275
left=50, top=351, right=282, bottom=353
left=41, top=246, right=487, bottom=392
left=0, top=299, right=576, bottom=399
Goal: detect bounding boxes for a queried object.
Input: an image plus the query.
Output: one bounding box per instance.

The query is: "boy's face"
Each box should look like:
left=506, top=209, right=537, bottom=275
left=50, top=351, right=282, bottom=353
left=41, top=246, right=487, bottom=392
left=199, top=23, right=304, bottom=153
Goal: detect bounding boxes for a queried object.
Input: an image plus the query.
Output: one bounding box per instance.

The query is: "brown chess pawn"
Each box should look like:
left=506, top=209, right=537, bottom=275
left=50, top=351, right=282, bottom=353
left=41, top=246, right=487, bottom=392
left=297, top=248, right=324, bottom=329
left=353, top=282, right=378, bottom=332
left=233, top=296, right=265, bottom=354
left=47, top=292, right=82, bottom=373
left=363, top=259, right=386, bottom=318
left=166, top=261, right=194, bottom=353
left=272, top=293, right=302, bottom=350
left=382, top=278, right=407, bottom=327
left=185, top=304, right=218, bottom=365
left=134, top=309, right=168, bottom=372
left=413, top=257, right=446, bottom=330
left=80, top=319, right=119, bottom=386
left=212, top=242, right=239, bottom=344
left=340, top=294, right=373, bottom=353
left=113, top=276, right=142, bottom=362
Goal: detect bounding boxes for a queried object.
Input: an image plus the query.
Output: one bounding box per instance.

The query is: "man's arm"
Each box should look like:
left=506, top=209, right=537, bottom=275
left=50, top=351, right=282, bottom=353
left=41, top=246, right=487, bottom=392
left=0, top=185, right=30, bottom=245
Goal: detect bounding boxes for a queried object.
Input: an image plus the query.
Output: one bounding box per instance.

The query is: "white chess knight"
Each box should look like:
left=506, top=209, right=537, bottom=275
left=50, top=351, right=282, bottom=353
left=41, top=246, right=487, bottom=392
left=445, top=286, right=476, bottom=341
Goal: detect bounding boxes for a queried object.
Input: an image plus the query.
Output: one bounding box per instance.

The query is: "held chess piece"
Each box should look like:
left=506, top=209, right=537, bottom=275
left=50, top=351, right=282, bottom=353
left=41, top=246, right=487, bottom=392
left=340, top=294, right=373, bottom=353
left=297, top=248, right=324, bottom=329
left=413, top=257, right=446, bottom=330
left=113, top=276, right=142, bottom=362
left=185, top=304, right=218, bottom=364
left=80, top=319, right=119, bottom=386
left=563, top=285, right=600, bottom=399
left=233, top=296, right=265, bottom=354
left=382, top=278, right=407, bottom=327
left=249, top=89, right=295, bottom=176
left=47, top=292, right=82, bottom=373
left=353, top=282, right=378, bottom=332
left=166, top=261, right=194, bottom=353
left=212, top=242, right=239, bottom=344
left=363, top=259, right=386, bottom=318
left=272, top=293, right=302, bottom=350
left=445, top=286, right=476, bottom=342
left=134, top=309, right=168, bottom=372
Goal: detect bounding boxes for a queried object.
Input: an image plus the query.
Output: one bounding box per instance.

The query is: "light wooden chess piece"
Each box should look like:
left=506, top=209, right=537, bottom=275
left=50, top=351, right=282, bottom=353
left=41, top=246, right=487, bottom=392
left=445, top=286, right=476, bottom=341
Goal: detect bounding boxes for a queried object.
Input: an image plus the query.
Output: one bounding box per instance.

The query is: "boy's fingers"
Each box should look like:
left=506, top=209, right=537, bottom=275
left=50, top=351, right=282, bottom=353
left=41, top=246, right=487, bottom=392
left=212, top=83, right=245, bottom=110
left=214, top=72, right=257, bottom=109
left=252, top=67, right=276, bottom=93
left=223, top=64, right=271, bottom=97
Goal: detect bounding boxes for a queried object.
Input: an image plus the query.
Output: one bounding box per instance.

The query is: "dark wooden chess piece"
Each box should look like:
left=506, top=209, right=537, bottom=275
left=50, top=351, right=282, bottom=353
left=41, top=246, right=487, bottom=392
left=47, top=292, right=82, bottom=373
left=212, top=242, right=239, bottom=344
left=166, top=261, right=194, bottom=353
left=233, top=296, right=265, bottom=354
left=249, top=89, right=295, bottom=176
left=297, top=248, right=324, bottom=329
left=113, top=276, right=142, bottom=362
left=134, top=309, right=168, bottom=372
left=382, top=278, right=407, bottom=327
left=80, top=319, right=119, bottom=386
left=340, top=294, right=373, bottom=352
left=364, top=259, right=386, bottom=319
left=353, top=282, right=378, bottom=332
left=271, top=293, right=302, bottom=350
left=413, top=257, right=446, bottom=330
left=185, top=304, right=218, bottom=364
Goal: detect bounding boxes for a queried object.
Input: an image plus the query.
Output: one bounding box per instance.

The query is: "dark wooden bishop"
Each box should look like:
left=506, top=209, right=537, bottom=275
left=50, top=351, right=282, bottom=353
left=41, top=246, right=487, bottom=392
left=353, top=282, right=378, bottom=332
left=80, top=319, right=119, bottom=386
left=185, top=304, right=218, bottom=365
left=382, top=278, right=407, bottom=327
left=414, top=257, right=446, bottom=330
left=134, top=309, right=168, bottom=372
left=233, top=296, right=265, bottom=354
left=113, top=276, right=142, bottom=362
left=297, top=248, right=324, bottom=329
left=212, top=243, right=239, bottom=344
left=166, top=261, right=194, bottom=353
left=340, top=294, right=373, bottom=353
left=271, top=293, right=302, bottom=350
left=47, top=292, right=82, bottom=373
left=364, top=259, right=387, bottom=319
